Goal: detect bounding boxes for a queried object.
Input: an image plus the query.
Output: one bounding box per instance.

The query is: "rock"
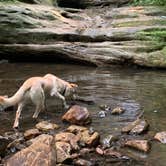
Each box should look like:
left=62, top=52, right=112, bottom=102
left=122, top=119, right=141, bottom=133
left=0, top=136, right=10, bottom=156
left=74, top=158, right=94, bottom=166
left=55, top=132, right=80, bottom=150
left=62, top=105, right=91, bottom=125
left=99, top=105, right=111, bottom=111
left=111, top=107, right=125, bottom=115
left=101, top=135, right=118, bottom=148
left=98, top=111, right=106, bottom=118
left=130, top=120, right=149, bottom=134
left=5, top=134, right=56, bottom=166
left=80, top=148, right=93, bottom=156
left=24, top=128, right=41, bottom=140
left=66, top=125, right=88, bottom=134
left=125, top=140, right=150, bottom=152
left=104, top=149, right=122, bottom=158
left=154, top=131, right=166, bottom=144
left=7, top=137, right=25, bottom=151
left=79, top=130, right=100, bottom=147
left=56, top=141, right=72, bottom=163
left=36, top=121, right=59, bottom=131
left=66, top=125, right=100, bottom=147
left=96, top=147, right=104, bottom=155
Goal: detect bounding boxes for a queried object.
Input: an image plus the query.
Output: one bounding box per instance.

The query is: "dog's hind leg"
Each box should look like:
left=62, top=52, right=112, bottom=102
left=30, top=84, right=45, bottom=119
left=13, top=102, right=25, bottom=129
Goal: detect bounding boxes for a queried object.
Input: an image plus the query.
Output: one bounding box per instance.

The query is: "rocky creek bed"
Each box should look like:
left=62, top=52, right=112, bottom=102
left=0, top=63, right=166, bottom=165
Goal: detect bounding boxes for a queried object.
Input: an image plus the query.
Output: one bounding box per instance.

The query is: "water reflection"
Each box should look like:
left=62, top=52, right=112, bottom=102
left=0, top=63, right=166, bottom=165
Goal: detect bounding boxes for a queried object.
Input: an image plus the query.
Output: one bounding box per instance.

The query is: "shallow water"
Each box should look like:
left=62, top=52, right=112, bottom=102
left=0, top=63, right=166, bottom=165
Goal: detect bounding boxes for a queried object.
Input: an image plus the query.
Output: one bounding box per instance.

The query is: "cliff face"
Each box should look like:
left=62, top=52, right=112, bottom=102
left=0, top=0, right=166, bottom=68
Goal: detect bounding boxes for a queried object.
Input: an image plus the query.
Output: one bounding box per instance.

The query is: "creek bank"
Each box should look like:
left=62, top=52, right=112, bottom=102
left=0, top=1, right=166, bottom=68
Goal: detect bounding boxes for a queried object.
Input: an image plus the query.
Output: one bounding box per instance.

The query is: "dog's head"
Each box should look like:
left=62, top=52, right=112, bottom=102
left=64, top=83, right=78, bottom=98
left=0, top=95, right=8, bottom=111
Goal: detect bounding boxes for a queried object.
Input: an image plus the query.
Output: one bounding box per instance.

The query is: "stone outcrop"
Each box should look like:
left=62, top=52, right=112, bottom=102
left=0, top=1, right=165, bottom=68
left=5, top=134, right=56, bottom=166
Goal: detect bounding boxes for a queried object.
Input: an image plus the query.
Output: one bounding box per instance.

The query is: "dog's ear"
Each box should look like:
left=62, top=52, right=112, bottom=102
left=70, top=83, right=78, bottom=88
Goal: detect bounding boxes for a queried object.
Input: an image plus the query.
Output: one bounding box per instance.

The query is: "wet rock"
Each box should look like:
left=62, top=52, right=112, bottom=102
left=74, top=158, right=94, bottom=166
left=24, top=128, right=41, bottom=140
left=98, top=111, right=106, bottom=118
left=79, top=130, right=100, bottom=147
left=66, top=125, right=88, bottom=134
left=80, top=148, right=94, bottom=156
left=125, top=140, right=150, bottom=152
left=5, top=134, right=56, bottom=166
left=7, top=137, right=25, bottom=152
left=56, top=141, right=72, bottom=163
left=104, top=149, right=122, bottom=158
left=55, top=132, right=80, bottom=150
left=130, top=120, right=149, bottom=135
left=101, top=135, right=118, bottom=148
left=62, top=105, right=91, bottom=125
left=96, top=147, right=104, bottom=155
left=154, top=131, right=166, bottom=144
left=36, top=121, right=59, bottom=131
left=111, top=107, right=125, bottom=115
left=0, top=136, right=10, bottom=156
left=99, top=105, right=111, bottom=111
left=122, top=119, right=141, bottom=133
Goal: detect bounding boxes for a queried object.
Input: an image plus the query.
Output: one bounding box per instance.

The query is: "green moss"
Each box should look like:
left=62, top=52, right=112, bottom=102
left=131, top=0, right=166, bottom=6
left=136, top=29, right=166, bottom=42
left=162, top=46, right=166, bottom=55
left=113, top=19, right=166, bottom=28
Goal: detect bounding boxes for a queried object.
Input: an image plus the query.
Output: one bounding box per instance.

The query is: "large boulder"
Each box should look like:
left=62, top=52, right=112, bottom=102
left=5, top=134, right=56, bottom=166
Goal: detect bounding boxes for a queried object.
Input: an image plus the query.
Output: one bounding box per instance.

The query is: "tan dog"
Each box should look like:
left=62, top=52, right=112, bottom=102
left=0, top=74, right=78, bottom=128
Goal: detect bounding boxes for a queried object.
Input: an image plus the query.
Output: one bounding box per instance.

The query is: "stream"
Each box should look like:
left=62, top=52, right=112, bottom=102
left=0, top=62, right=166, bottom=165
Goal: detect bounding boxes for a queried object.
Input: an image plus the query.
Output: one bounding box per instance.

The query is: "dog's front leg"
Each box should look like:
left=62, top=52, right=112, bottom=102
left=53, top=92, right=69, bottom=109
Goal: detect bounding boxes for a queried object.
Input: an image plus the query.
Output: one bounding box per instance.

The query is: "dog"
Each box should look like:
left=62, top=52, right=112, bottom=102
left=0, top=74, right=78, bottom=129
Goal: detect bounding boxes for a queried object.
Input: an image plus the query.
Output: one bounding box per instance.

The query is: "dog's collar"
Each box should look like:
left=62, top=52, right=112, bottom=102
left=62, top=86, right=67, bottom=96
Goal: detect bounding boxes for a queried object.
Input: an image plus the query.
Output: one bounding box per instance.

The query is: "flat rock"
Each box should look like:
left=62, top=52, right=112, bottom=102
left=66, top=125, right=88, bottom=134
left=154, top=131, right=166, bottom=144
left=125, top=139, right=150, bottom=152
left=130, top=120, right=149, bottom=134
left=104, top=149, right=122, bottom=158
left=5, top=134, right=56, bottom=166
left=24, top=128, right=41, bottom=140
left=101, top=134, right=118, bottom=148
left=55, top=132, right=80, bottom=150
left=62, top=105, right=91, bottom=125
left=111, top=107, right=125, bottom=115
left=74, top=158, right=94, bottom=166
left=36, top=121, right=59, bottom=131
left=122, top=119, right=141, bottom=133
left=56, top=141, right=72, bottom=163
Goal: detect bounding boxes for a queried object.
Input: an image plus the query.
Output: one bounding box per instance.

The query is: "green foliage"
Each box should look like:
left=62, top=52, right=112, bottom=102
left=132, top=0, right=166, bottom=6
